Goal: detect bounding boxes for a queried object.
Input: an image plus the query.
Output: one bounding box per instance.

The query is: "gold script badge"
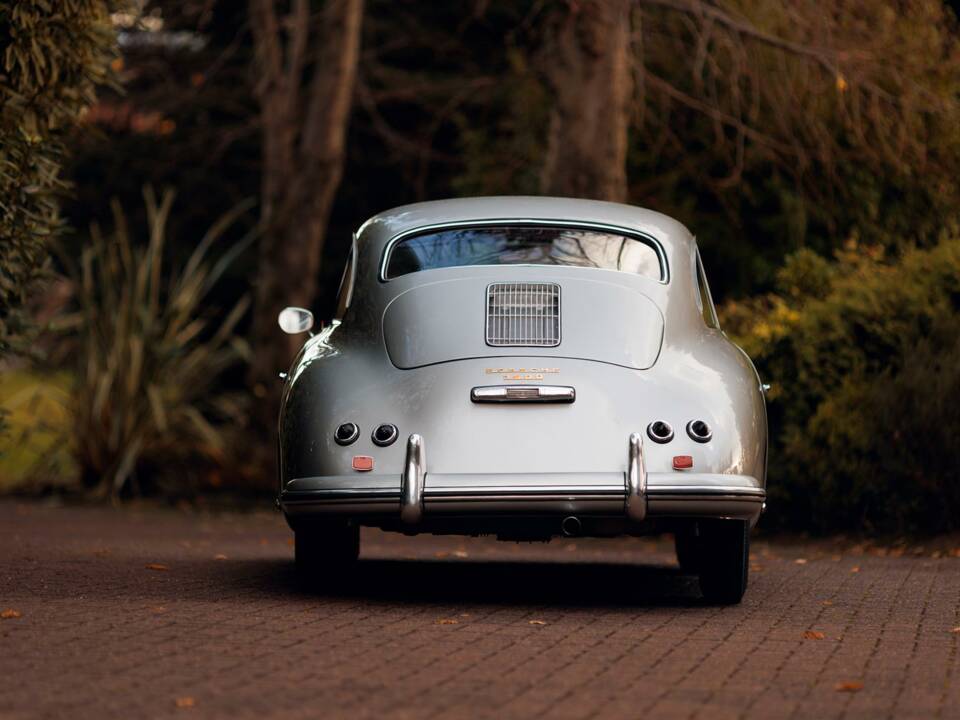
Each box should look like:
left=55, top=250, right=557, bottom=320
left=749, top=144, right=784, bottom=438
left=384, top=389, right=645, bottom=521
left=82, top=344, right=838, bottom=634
left=485, top=367, right=560, bottom=381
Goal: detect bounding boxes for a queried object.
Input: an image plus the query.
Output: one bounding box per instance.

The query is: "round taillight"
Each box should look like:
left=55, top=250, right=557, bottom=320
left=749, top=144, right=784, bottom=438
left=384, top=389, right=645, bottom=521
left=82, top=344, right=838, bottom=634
left=686, top=420, right=712, bottom=443
left=646, top=421, right=674, bottom=444
left=372, top=423, right=399, bottom=447
left=334, top=422, right=359, bottom=446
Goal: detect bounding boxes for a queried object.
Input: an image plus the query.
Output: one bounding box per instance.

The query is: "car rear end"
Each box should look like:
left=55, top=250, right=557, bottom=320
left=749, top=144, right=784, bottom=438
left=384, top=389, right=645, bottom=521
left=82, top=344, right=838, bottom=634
left=278, top=200, right=766, bottom=602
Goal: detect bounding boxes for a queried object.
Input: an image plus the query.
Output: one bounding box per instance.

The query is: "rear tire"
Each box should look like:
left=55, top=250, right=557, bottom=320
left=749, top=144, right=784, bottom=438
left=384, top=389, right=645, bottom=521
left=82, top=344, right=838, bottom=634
left=294, top=523, right=360, bottom=578
left=674, top=531, right=702, bottom=573
left=696, top=520, right=749, bottom=605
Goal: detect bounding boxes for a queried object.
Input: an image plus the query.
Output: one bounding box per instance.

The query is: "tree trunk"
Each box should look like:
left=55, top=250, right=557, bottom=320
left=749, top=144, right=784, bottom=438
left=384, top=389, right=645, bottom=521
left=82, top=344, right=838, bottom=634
left=248, top=0, right=364, bottom=456
left=540, top=0, right=632, bottom=201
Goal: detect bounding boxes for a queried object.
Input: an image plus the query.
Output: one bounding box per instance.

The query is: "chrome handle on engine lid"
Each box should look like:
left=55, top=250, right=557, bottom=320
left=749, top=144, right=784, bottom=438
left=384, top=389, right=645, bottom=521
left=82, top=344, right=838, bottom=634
left=470, top=385, right=576, bottom=403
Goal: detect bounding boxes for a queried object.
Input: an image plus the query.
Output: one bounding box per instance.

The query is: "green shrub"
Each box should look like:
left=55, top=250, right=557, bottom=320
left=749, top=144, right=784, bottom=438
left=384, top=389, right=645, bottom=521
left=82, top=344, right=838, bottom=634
left=722, top=236, right=960, bottom=534
left=63, top=188, right=253, bottom=498
left=0, top=0, right=120, bottom=355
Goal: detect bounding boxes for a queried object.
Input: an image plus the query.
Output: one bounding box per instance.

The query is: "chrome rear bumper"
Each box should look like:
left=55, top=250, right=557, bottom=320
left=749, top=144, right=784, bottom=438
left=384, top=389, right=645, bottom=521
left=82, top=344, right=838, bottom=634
left=281, top=434, right=765, bottom=523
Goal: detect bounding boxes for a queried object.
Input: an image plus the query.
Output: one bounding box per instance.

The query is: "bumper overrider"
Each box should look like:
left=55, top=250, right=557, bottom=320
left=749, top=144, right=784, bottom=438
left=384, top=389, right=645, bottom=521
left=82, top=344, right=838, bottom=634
left=280, top=434, right=765, bottom=524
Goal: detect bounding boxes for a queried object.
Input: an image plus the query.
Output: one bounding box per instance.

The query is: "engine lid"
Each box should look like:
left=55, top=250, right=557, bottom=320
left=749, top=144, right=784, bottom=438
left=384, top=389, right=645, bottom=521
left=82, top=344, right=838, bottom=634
left=382, top=276, right=663, bottom=370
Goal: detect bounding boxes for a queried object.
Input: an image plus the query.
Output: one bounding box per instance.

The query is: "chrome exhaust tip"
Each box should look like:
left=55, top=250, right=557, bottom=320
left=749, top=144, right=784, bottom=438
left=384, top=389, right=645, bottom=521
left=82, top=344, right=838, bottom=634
left=561, top=516, right=582, bottom=537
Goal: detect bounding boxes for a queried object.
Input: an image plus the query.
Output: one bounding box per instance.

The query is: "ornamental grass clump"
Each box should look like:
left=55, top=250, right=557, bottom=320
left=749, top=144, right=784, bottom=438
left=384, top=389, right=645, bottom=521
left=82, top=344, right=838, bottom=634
left=64, top=188, right=253, bottom=497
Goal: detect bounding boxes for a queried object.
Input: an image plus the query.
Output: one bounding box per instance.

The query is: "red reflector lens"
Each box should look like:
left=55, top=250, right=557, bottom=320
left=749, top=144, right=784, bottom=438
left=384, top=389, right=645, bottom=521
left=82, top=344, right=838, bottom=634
left=352, top=456, right=374, bottom=472
left=672, top=455, right=693, bottom=470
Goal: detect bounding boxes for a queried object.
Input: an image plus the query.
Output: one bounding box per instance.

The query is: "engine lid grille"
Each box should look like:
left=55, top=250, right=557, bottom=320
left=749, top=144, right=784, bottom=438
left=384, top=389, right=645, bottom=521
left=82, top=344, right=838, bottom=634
left=485, top=282, right=560, bottom=347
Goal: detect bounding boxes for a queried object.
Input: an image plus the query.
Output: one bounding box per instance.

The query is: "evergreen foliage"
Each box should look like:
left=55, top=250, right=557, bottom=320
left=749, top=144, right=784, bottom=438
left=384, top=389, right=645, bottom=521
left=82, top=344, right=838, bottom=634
left=0, top=0, right=119, bottom=355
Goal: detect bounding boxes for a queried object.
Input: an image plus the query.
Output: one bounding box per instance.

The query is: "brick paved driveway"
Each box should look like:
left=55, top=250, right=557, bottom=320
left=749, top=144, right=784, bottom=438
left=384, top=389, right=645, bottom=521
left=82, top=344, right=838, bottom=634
left=1, top=501, right=959, bottom=720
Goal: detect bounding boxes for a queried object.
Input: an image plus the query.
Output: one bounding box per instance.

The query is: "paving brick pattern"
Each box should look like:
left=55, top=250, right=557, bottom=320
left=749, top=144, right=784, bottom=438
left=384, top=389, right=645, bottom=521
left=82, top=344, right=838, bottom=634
left=1, top=501, right=959, bottom=719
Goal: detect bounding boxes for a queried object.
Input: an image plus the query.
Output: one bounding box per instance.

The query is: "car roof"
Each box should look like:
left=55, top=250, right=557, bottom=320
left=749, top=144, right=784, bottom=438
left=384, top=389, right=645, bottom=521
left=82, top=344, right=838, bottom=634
left=355, top=196, right=695, bottom=256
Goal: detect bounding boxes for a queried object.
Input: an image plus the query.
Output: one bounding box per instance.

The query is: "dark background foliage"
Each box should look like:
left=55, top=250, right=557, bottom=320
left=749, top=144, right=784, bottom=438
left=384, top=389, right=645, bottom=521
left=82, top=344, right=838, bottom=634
left=3, top=0, right=960, bottom=534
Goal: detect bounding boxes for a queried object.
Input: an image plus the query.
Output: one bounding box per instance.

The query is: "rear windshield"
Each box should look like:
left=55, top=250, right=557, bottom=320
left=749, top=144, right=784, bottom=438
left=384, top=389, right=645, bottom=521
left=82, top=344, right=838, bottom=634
left=384, top=225, right=664, bottom=281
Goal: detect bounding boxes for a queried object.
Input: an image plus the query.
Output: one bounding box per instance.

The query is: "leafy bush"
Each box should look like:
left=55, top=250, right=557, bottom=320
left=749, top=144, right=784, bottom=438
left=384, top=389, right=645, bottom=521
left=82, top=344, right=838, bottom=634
left=723, top=236, right=960, bottom=534
left=0, top=370, right=75, bottom=491
left=0, top=0, right=119, bottom=355
left=63, top=188, right=252, bottom=498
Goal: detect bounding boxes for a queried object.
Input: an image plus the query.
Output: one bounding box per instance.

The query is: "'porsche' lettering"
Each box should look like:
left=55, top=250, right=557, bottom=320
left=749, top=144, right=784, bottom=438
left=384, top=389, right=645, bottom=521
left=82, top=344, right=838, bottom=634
left=485, top=367, right=558, bottom=381
left=485, top=368, right=559, bottom=374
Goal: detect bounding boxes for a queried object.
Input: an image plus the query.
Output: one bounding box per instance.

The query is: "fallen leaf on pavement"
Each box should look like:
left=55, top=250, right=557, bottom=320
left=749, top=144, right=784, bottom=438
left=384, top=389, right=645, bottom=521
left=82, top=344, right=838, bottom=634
left=453, top=550, right=468, bottom=558
left=213, top=554, right=227, bottom=561
left=437, top=619, right=458, bottom=625
left=834, top=681, right=863, bottom=693
left=175, top=696, right=195, bottom=708
left=822, top=600, right=834, bottom=606
left=529, top=620, right=547, bottom=626
left=1, top=609, right=22, bottom=619
left=850, top=566, right=860, bottom=573
left=794, top=558, right=808, bottom=565
left=803, top=630, right=825, bottom=640
left=949, top=627, right=960, bottom=634
left=145, top=563, right=169, bottom=571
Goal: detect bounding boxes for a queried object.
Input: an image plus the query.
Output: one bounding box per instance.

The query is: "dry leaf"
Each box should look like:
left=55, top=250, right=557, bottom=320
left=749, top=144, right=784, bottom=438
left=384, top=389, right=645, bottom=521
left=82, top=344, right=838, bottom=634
left=795, top=558, right=808, bottom=565
left=834, top=681, right=863, bottom=693
left=1, top=609, right=22, bottom=619
left=822, top=600, right=834, bottom=606
left=145, top=563, right=169, bottom=571
left=213, top=554, right=228, bottom=561
left=453, top=550, right=468, bottom=558
left=850, top=566, right=860, bottom=573
left=437, top=619, right=458, bottom=625
left=529, top=620, right=547, bottom=626
left=175, top=696, right=195, bottom=708
left=949, top=627, right=960, bottom=634
left=803, top=630, right=826, bottom=640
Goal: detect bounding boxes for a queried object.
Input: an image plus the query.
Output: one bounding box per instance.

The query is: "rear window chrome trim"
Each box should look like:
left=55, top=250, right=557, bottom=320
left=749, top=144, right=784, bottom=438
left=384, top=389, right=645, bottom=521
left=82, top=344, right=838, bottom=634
left=378, top=219, right=670, bottom=284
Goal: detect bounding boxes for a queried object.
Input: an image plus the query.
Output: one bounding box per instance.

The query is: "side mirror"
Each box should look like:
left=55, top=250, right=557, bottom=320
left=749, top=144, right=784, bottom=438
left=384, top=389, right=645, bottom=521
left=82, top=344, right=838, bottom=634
left=278, top=307, right=314, bottom=335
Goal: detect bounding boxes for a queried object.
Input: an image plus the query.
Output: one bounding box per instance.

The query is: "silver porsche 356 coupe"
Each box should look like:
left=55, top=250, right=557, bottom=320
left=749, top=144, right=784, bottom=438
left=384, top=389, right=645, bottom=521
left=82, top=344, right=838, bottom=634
left=276, top=197, right=767, bottom=603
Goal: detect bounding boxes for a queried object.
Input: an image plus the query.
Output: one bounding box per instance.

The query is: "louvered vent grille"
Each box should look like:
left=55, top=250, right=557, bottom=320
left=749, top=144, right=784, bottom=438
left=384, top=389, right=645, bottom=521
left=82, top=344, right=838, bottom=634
left=485, top=282, right=561, bottom=347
